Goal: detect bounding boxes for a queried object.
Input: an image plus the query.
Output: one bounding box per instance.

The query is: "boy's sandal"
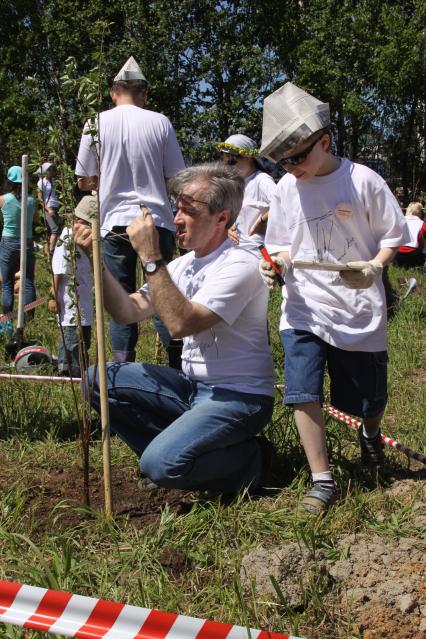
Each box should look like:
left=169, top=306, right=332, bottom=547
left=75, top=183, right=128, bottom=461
left=299, top=485, right=338, bottom=514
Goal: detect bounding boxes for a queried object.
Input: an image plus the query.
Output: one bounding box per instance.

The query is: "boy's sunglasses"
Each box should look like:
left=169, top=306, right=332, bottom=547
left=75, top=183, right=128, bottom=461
left=280, top=135, right=324, bottom=167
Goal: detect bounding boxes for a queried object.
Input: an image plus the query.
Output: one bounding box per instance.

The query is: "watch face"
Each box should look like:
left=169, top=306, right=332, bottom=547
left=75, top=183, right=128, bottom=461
left=145, top=261, right=157, bottom=273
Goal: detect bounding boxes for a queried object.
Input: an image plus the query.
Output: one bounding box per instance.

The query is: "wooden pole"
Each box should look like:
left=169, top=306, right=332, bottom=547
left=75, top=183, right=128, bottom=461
left=91, top=207, right=113, bottom=515
left=17, top=155, right=28, bottom=336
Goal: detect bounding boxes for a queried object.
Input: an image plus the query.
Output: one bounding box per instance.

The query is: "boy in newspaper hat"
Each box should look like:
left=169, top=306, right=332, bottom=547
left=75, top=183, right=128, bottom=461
left=259, top=82, right=407, bottom=513
left=49, top=196, right=95, bottom=377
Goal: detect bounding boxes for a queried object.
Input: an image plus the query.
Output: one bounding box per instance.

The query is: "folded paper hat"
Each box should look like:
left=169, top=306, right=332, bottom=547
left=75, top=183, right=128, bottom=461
left=75, top=195, right=97, bottom=223
left=260, top=82, right=330, bottom=163
left=114, top=56, right=148, bottom=83
left=215, top=134, right=259, bottom=157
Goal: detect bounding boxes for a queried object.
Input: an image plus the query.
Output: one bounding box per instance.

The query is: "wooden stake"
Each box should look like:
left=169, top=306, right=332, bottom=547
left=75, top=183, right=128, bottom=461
left=91, top=207, right=113, bottom=515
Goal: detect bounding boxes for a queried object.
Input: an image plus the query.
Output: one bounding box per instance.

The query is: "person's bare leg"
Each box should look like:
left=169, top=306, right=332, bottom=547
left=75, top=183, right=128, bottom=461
left=294, top=401, right=329, bottom=473
left=49, top=234, right=58, bottom=255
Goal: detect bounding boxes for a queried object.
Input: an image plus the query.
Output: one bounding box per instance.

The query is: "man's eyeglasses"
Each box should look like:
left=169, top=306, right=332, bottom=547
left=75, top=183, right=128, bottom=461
left=175, top=193, right=210, bottom=214
left=280, top=135, right=323, bottom=167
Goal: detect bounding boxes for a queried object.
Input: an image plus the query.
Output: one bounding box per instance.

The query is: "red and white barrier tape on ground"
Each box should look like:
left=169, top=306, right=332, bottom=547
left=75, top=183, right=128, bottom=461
left=323, top=403, right=426, bottom=465
left=0, top=581, right=301, bottom=639
left=0, top=373, right=80, bottom=383
left=0, top=296, right=48, bottom=324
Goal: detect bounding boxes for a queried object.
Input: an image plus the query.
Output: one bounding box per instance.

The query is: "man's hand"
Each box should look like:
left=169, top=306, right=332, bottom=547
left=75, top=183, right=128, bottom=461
left=48, top=299, right=59, bottom=314
left=127, top=205, right=162, bottom=262
left=259, top=256, right=287, bottom=289
left=228, top=225, right=240, bottom=244
left=73, top=222, right=93, bottom=259
left=340, top=259, right=383, bottom=289
left=46, top=208, right=55, bottom=217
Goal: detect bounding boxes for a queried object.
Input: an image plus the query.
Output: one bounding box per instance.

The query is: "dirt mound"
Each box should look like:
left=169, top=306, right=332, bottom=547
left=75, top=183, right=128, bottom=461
left=241, top=534, right=426, bottom=638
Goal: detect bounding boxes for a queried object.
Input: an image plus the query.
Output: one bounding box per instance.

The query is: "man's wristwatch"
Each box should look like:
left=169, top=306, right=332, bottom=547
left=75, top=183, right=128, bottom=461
left=142, top=259, right=164, bottom=275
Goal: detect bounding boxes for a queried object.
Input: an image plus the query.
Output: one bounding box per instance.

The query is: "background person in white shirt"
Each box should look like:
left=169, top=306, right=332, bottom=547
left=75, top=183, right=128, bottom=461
left=74, top=163, right=275, bottom=493
left=395, top=201, right=426, bottom=268
left=36, top=162, right=62, bottom=256
left=75, top=56, right=185, bottom=364
left=259, top=82, right=408, bottom=514
left=49, top=196, right=94, bottom=378
left=215, top=134, right=276, bottom=254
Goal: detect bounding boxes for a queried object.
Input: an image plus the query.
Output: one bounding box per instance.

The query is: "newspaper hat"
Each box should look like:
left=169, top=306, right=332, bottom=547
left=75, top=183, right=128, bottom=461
left=114, top=56, right=148, bottom=83
left=215, top=134, right=259, bottom=157
left=74, top=195, right=97, bottom=223
left=260, top=82, right=330, bottom=162
left=34, top=162, right=54, bottom=175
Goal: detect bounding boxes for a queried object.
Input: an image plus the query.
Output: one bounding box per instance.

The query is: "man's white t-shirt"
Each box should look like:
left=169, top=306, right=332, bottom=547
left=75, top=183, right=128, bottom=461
left=51, top=228, right=93, bottom=326
left=266, top=158, right=407, bottom=352
left=235, top=170, right=277, bottom=253
left=403, top=215, right=423, bottom=248
left=75, top=104, right=185, bottom=236
left=37, top=177, right=59, bottom=209
left=143, top=240, right=274, bottom=396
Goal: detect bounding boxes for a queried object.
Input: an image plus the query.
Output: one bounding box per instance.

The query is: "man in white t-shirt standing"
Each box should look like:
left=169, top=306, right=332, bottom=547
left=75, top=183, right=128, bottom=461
left=74, top=163, right=275, bottom=493
left=259, top=82, right=408, bottom=514
left=75, top=56, right=185, bottom=363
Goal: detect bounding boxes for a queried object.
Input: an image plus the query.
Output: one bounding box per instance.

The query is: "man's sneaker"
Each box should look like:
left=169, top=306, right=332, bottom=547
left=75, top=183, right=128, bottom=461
left=359, top=428, right=385, bottom=468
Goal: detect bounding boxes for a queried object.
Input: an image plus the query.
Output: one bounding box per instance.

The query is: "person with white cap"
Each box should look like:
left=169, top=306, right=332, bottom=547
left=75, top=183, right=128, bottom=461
left=215, top=134, right=276, bottom=253
left=259, top=82, right=408, bottom=514
left=36, top=162, right=62, bottom=256
left=75, top=56, right=185, bottom=364
left=49, top=196, right=95, bottom=377
left=0, top=166, right=36, bottom=322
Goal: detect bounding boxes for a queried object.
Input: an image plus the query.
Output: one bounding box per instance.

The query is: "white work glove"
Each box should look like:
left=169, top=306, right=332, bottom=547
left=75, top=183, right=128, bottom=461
left=259, top=257, right=287, bottom=289
left=340, top=259, right=383, bottom=289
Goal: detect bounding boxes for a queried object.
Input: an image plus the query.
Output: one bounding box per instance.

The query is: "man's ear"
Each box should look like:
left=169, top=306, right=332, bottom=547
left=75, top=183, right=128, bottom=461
left=110, top=90, right=117, bottom=104
left=216, top=208, right=232, bottom=228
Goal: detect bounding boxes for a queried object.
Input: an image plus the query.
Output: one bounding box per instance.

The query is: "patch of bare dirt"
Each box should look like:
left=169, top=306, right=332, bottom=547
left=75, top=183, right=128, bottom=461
left=25, top=463, right=195, bottom=535
left=241, top=535, right=426, bottom=638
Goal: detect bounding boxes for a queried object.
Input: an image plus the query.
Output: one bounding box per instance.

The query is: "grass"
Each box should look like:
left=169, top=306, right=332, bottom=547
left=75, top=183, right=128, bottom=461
left=0, top=254, right=425, bottom=639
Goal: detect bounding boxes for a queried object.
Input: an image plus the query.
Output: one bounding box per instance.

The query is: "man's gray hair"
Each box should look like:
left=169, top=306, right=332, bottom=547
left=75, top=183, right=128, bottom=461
left=168, top=162, right=244, bottom=227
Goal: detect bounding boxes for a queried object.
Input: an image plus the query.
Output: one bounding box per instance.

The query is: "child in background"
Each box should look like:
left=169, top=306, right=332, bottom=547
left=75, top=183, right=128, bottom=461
left=395, top=201, right=425, bottom=268
left=36, top=162, right=62, bottom=256
left=259, top=82, right=407, bottom=514
left=49, top=196, right=95, bottom=377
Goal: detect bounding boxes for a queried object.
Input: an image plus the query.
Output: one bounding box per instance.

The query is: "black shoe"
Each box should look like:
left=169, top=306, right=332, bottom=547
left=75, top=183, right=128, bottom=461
left=359, top=428, right=385, bottom=468
left=256, top=436, right=275, bottom=487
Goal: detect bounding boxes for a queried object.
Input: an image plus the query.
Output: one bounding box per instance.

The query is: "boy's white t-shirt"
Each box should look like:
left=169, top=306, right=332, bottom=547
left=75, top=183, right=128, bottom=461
left=37, top=177, right=59, bottom=208
left=403, top=215, right=423, bottom=248
left=75, top=105, right=185, bottom=236
left=51, top=227, right=93, bottom=326
left=143, top=240, right=274, bottom=396
left=235, top=170, right=277, bottom=253
left=266, top=158, right=408, bottom=352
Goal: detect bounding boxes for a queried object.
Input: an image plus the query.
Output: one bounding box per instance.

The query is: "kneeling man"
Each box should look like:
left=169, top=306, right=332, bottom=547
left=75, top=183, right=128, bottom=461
left=75, top=163, right=275, bottom=493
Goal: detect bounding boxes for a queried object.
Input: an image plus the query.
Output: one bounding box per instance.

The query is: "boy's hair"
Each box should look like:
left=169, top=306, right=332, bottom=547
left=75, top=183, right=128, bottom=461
left=406, top=201, right=423, bottom=217
left=306, top=126, right=333, bottom=150
left=110, top=79, right=148, bottom=97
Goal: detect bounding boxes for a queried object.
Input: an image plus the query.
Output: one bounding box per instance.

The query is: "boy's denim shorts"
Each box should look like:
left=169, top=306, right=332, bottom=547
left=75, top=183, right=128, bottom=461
left=280, top=329, right=388, bottom=419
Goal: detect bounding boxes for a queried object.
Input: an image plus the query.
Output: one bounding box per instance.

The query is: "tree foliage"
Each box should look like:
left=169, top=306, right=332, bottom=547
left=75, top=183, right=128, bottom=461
left=0, top=0, right=424, bottom=199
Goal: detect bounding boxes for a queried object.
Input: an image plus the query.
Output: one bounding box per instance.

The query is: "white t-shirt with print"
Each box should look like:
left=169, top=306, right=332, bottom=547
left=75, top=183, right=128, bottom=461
left=235, top=170, right=277, bottom=254
left=37, top=177, right=59, bottom=209
left=75, top=104, right=185, bottom=236
left=143, top=240, right=274, bottom=396
left=265, top=158, right=408, bottom=351
left=51, top=227, right=93, bottom=326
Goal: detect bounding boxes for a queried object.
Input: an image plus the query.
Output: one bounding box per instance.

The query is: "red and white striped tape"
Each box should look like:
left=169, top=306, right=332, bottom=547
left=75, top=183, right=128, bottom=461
left=323, top=403, right=426, bottom=465
left=0, top=581, right=301, bottom=639
left=0, top=373, right=80, bottom=383
left=0, top=296, right=48, bottom=324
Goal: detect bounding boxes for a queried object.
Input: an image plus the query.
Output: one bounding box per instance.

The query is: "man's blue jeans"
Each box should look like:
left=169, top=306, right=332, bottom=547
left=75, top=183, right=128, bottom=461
left=88, top=363, right=274, bottom=492
left=102, top=228, right=175, bottom=362
left=0, top=238, right=36, bottom=313
left=58, top=325, right=91, bottom=377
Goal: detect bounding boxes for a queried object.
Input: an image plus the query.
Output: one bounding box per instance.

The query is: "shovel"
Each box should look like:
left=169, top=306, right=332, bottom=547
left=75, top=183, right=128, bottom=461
left=5, top=155, right=37, bottom=359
